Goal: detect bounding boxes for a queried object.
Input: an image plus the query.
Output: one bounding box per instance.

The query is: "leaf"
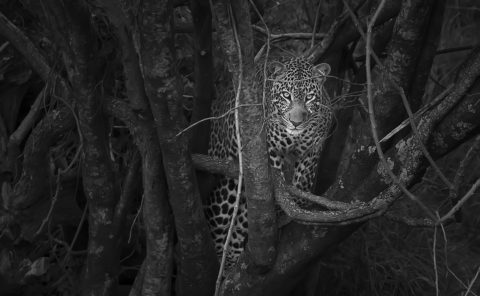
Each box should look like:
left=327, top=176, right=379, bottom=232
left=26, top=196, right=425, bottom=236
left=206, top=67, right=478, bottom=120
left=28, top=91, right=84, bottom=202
left=24, top=257, right=49, bottom=277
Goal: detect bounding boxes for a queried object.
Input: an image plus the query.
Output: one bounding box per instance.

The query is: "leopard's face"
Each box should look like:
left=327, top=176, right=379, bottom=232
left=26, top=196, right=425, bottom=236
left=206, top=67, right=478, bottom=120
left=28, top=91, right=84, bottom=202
left=267, top=58, right=331, bottom=136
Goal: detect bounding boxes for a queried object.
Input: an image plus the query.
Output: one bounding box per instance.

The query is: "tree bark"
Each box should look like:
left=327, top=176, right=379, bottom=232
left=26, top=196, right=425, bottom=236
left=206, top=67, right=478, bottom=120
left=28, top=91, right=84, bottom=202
left=138, top=1, right=218, bottom=295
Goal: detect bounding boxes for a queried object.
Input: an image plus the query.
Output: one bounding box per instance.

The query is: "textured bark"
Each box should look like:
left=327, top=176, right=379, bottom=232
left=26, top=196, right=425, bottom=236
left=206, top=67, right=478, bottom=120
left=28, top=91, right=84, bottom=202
left=105, top=99, right=174, bottom=296
left=95, top=0, right=150, bottom=112
left=231, top=0, right=278, bottom=272
left=40, top=2, right=120, bottom=295
left=221, top=223, right=360, bottom=296
left=429, top=78, right=480, bottom=157
left=213, top=0, right=278, bottom=272
left=314, top=19, right=395, bottom=194
left=0, top=11, right=51, bottom=80
left=327, top=0, right=438, bottom=202
left=95, top=1, right=177, bottom=293
left=307, top=0, right=401, bottom=64
left=346, top=46, right=480, bottom=203
left=10, top=108, right=73, bottom=211
left=138, top=1, right=218, bottom=295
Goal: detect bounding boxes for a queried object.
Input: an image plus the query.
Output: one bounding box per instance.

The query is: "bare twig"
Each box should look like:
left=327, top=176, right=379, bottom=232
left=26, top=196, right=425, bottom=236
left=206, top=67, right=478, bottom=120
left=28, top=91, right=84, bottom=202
left=436, top=45, right=474, bottom=55
left=215, top=3, right=245, bottom=294
left=175, top=103, right=262, bottom=138
left=35, top=173, right=61, bottom=236
left=384, top=211, right=435, bottom=227
left=379, top=84, right=454, bottom=143
left=64, top=201, right=88, bottom=264
left=35, top=140, right=82, bottom=237
left=304, top=10, right=349, bottom=62
left=438, top=177, right=480, bottom=225
left=248, top=0, right=270, bottom=118
left=397, top=87, right=453, bottom=188
left=448, top=134, right=480, bottom=201
left=128, top=192, right=144, bottom=244
left=465, top=266, right=480, bottom=296
left=433, top=223, right=439, bottom=296
left=9, top=88, right=48, bottom=146
left=252, top=25, right=325, bottom=41
left=311, top=0, right=324, bottom=48
left=0, top=41, right=8, bottom=53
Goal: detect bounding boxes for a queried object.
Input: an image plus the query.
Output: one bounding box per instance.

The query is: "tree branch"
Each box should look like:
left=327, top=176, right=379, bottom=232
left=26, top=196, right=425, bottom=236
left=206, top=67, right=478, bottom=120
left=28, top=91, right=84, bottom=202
left=94, top=0, right=150, bottom=111
left=105, top=97, right=175, bottom=296
left=0, top=11, right=51, bottom=80
left=306, top=0, right=401, bottom=63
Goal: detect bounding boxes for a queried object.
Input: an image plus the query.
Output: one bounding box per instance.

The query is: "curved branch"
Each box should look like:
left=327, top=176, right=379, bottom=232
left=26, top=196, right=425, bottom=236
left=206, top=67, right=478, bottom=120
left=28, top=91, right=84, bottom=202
left=11, top=107, right=74, bottom=211
left=0, top=11, right=51, bottom=80
left=105, top=97, right=175, bottom=295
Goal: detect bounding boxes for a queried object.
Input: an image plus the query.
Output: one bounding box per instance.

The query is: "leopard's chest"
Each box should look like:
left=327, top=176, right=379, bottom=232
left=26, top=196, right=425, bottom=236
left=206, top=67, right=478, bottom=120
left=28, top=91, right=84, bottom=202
left=266, top=121, right=319, bottom=157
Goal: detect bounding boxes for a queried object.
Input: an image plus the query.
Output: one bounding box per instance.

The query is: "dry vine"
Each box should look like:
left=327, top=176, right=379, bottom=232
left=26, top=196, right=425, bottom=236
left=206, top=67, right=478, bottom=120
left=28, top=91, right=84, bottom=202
left=214, top=2, right=245, bottom=295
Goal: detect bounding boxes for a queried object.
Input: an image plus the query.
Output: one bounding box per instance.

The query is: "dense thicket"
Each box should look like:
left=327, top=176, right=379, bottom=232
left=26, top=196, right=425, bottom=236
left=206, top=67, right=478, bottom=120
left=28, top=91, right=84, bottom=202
left=0, top=1, right=479, bottom=295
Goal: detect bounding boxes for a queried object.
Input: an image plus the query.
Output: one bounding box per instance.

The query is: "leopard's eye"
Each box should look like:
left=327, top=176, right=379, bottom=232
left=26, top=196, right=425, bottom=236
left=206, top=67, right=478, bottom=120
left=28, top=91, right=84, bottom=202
left=306, top=93, right=316, bottom=103
left=280, top=91, right=291, bottom=100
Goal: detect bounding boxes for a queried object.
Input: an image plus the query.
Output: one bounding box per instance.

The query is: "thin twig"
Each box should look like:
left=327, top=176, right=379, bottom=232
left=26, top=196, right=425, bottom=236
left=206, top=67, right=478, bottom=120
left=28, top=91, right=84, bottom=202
left=9, top=87, right=48, bottom=146
left=64, top=201, right=88, bottom=264
left=128, top=193, right=144, bottom=244
left=447, top=267, right=480, bottom=296
left=448, top=134, right=480, bottom=201
left=248, top=0, right=270, bottom=118
left=311, top=0, right=324, bottom=48
left=384, top=211, right=435, bottom=227
left=465, top=266, right=480, bottom=296
left=397, top=87, right=453, bottom=188
left=0, top=41, right=8, bottom=53
left=442, top=213, right=480, bottom=296
left=35, top=138, right=83, bottom=237
left=433, top=224, right=439, bottom=296
left=436, top=45, right=474, bottom=55
left=35, top=173, right=61, bottom=236
left=215, top=3, right=245, bottom=294
left=438, top=177, right=480, bottom=225
left=175, top=103, right=262, bottom=138
left=379, top=84, right=454, bottom=144
left=252, top=25, right=325, bottom=41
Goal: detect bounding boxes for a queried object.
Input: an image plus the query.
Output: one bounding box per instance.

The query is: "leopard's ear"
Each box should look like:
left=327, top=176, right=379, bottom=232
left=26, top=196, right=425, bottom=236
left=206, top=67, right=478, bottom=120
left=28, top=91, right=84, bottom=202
left=313, top=63, right=331, bottom=76
left=269, top=61, right=286, bottom=77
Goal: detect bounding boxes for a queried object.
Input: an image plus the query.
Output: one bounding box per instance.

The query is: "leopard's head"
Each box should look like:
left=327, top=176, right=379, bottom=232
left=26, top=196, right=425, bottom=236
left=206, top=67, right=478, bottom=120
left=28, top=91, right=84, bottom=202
left=267, top=58, right=331, bottom=136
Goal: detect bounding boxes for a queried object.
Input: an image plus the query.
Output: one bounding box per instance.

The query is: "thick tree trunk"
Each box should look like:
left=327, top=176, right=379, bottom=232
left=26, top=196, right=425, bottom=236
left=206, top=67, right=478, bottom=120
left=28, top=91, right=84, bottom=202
left=138, top=1, right=218, bottom=295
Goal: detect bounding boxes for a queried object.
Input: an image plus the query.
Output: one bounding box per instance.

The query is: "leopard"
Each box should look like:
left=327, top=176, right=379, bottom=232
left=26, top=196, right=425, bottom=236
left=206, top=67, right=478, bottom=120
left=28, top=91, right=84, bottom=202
left=205, top=57, right=332, bottom=268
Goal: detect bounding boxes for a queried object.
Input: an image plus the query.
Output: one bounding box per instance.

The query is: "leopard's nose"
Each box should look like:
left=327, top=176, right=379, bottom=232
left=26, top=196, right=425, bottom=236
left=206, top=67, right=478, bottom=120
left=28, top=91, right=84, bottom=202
left=290, top=120, right=303, bottom=127
left=288, top=109, right=308, bottom=127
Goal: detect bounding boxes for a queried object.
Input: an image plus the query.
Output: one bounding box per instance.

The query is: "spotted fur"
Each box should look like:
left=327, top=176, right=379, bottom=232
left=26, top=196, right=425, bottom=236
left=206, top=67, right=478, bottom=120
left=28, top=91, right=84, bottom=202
left=206, top=57, right=332, bottom=267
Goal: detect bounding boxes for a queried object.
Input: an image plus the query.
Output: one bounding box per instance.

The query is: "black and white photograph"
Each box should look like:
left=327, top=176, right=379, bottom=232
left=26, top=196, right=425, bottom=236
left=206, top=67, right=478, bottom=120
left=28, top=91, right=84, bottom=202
left=0, top=0, right=479, bottom=295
